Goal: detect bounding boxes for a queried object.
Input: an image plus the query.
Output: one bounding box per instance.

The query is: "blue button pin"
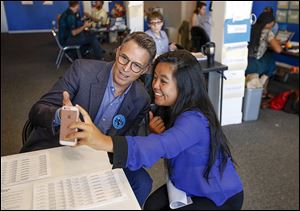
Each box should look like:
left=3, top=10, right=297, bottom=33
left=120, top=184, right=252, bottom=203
left=113, top=114, right=126, bottom=129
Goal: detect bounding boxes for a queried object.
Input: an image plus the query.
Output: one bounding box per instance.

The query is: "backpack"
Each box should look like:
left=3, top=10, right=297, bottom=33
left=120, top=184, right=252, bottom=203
left=283, top=89, right=299, bottom=114
left=269, top=91, right=291, bottom=111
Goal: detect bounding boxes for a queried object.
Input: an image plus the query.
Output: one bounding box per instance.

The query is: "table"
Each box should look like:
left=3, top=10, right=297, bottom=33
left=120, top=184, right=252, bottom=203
left=198, top=61, right=228, bottom=124
left=281, top=47, right=299, bottom=58
left=1, top=146, right=141, bottom=210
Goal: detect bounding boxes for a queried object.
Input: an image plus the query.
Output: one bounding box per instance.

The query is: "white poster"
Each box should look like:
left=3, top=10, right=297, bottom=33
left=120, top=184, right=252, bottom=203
left=43, top=1, right=53, bottom=5
left=21, top=1, right=33, bottom=5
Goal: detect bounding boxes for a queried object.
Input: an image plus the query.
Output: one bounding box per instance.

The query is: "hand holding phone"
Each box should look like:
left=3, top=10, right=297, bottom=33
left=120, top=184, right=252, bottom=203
left=59, top=106, right=79, bottom=146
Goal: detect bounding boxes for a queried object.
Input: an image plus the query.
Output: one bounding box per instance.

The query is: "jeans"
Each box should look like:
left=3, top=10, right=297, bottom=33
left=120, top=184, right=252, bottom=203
left=123, top=167, right=153, bottom=207
left=66, top=32, right=103, bottom=60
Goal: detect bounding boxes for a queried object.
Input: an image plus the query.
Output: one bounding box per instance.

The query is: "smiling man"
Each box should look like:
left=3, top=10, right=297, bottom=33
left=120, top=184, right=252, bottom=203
left=20, top=32, right=156, bottom=207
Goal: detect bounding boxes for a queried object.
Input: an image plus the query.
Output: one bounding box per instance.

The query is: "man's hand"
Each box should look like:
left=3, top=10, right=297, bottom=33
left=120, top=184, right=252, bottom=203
left=149, top=111, right=166, bottom=134
left=83, top=12, right=91, bottom=18
left=67, top=105, right=113, bottom=152
left=83, top=21, right=92, bottom=29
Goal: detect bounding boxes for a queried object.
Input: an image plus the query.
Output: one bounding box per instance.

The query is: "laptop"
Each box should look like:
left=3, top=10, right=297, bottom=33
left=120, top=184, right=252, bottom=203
left=275, top=30, right=295, bottom=44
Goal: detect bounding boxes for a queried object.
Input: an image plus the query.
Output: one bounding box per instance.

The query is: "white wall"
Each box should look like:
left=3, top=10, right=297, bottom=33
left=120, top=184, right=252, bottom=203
left=1, top=1, right=8, bottom=32
left=126, top=1, right=144, bottom=32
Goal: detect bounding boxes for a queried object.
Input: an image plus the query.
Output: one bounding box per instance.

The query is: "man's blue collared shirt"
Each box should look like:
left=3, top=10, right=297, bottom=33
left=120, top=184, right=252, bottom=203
left=93, top=69, right=131, bottom=134
left=53, top=69, right=131, bottom=134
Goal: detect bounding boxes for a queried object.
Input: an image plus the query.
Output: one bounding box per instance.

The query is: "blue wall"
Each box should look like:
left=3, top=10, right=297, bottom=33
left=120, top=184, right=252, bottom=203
left=252, top=1, right=299, bottom=66
left=4, top=1, right=83, bottom=31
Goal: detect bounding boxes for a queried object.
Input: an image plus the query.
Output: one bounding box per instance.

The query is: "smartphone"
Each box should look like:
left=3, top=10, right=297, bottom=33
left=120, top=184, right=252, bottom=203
left=59, top=106, right=79, bottom=146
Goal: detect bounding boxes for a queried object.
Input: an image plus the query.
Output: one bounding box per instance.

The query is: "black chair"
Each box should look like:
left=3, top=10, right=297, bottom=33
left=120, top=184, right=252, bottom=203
left=22, top=119, right=34, bottom=145
left=191, top=26, right=210, bottom=52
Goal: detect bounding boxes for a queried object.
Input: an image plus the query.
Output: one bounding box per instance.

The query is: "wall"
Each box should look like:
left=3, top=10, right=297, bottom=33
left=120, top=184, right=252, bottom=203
left=3, top=1, right=83, bottom=32
left=1, top=1, right=8, bottom=32
left=252, top=1, right=299, bottom=66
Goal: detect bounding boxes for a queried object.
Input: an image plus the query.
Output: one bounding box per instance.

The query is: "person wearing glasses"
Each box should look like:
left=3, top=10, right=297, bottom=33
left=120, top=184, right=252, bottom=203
left=145, top=11, right=177, bottom=57
left=20, top=32, right=157, bottom=207
left=143, top=11, right=177, bottom=97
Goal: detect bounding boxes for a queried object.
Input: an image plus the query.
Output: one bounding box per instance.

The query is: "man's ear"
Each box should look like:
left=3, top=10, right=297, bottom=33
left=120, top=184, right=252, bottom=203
left=115, top=46, right=120, bottom=59
left=142, top=64, right=151, bottom=75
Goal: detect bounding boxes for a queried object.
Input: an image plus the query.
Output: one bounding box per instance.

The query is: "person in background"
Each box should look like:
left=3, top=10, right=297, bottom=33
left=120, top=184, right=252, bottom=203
left=191, top=2, right=212, bottom=38
left=263, top=6, right=279, bottom=35
left=143, top=11, right=177, bottom=96
left=84, top=1, right=108, bottom=28
left=58, top=1, right=104, bottom=60
left=245, top=12, right=282, bottom=98
left=66, top=50, right=244, bottom=210
left=20, top=32, right=157, bottom=207
left=145, top=11, right=177, bottom=57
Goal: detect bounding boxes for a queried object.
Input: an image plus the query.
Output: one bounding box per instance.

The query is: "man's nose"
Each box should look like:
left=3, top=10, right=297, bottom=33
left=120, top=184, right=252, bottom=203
left=123, top=62, right=131, bottom=72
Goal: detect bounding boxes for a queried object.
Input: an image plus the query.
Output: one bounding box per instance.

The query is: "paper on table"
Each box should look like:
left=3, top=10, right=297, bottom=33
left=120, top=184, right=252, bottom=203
left=191, top=52, right=207, bottom=61
left=1, top=183, right=33, bottom=210
left=33, top=170, right=127, bottom=210
left=1, top=151, right=50, bottom=186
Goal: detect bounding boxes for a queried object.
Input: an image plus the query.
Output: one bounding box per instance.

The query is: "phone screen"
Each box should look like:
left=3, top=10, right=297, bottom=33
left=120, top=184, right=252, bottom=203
left=59, top=108, right=78, bottom=143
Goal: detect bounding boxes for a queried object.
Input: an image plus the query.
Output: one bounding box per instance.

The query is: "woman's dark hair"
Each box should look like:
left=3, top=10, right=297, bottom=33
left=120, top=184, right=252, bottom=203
left=194, top=2, right=206, bottom=14
left=248, top=12, right=275, bottom=55
left=153, top=50, right=236, bottom=182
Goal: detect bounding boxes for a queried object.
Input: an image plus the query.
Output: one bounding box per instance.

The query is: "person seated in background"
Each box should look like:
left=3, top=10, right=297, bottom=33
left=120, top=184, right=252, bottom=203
left=191, top=2, right=212, bottom=38
left=190, top=2, right=211, bottom=52
left=263, top=6, right=279, bottom=35
left=58, top=1, right=104, bottom=60
left=143, top=11, right=177, bottom=96
left=245, top=12, right=282, bottom=98
left=66, top=50, right=244, bottom=210
left=84, top=1, right=108, bottom=28
left=145, top=11, right=177, bottom=57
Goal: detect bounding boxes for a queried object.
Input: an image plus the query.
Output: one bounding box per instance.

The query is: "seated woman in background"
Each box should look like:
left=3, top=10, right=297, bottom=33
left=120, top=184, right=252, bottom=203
left=67, top=50, right=244, bottom=210
left=191, top=2, right=212, bottom=38
left=245, top=12, right=282, bottom=97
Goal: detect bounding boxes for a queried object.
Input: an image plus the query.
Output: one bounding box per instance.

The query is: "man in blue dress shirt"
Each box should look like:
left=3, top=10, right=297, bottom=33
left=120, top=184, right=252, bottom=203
left=20, top=32, right=157, bottom=207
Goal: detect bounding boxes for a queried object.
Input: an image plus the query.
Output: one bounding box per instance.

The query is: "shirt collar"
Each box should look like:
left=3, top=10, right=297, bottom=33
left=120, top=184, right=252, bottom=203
left=150, top=30, right=165, bottom=40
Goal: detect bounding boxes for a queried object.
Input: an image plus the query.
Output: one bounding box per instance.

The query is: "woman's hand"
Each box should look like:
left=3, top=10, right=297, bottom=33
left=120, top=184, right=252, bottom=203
left=148, top=111, right=165, bottom=134
left=169, top=42, right=177, bottom=51
left=66, top=105, right=113, bottom=152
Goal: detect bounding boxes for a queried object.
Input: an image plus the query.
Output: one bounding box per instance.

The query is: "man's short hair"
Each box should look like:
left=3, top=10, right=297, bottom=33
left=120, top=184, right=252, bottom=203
left=69, top=1, right=79, bottom=8
left=121, top=32, right=157, bottom=63
left=264, top=7, right=274, bottom=14
left=147, top=11, right=164, bottom=23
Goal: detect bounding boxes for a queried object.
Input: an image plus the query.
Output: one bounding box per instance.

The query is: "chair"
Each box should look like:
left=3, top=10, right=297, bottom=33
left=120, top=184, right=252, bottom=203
left=191, top=26, right=210, bottom=52
left=51, top=29, right=82, bottom=69
left=22, top=119, right=34, bottom=145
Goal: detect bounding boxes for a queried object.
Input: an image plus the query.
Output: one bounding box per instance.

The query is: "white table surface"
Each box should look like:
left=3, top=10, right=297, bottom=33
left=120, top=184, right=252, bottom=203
left=1, top=145, right=141, bottom=210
